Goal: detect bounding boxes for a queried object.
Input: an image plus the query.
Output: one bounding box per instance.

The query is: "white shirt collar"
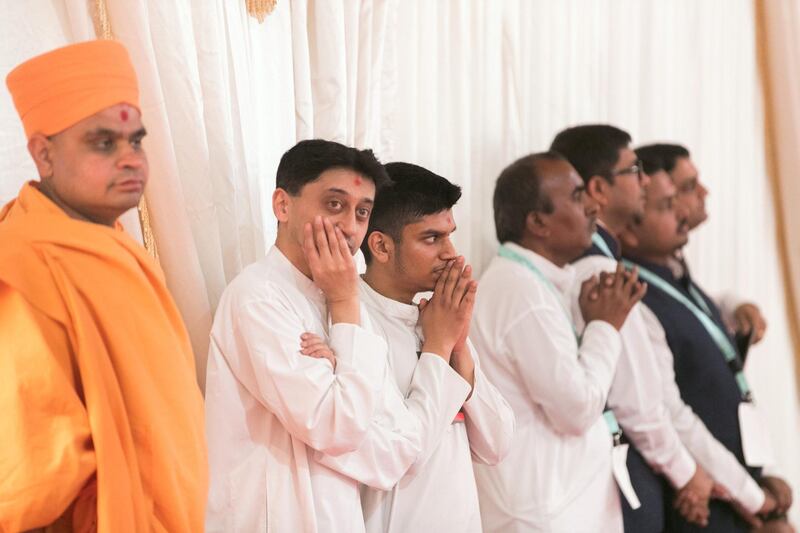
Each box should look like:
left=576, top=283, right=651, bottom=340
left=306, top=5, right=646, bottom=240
left=359, top=277, right=419, bottom=328
left=266, top=245, right=326, bottom=305
left=502, top=242, right=576, bottom=294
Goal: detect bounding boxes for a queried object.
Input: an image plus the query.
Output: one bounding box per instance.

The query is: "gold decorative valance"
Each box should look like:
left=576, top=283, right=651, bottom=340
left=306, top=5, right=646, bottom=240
left=246, top=0, right=277, bottom=23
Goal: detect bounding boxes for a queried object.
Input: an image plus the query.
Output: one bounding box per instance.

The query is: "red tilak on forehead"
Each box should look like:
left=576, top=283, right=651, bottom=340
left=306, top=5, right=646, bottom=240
left=120, top=109, right=129, bottom=121
left=353, top=177, right=362, bottom=186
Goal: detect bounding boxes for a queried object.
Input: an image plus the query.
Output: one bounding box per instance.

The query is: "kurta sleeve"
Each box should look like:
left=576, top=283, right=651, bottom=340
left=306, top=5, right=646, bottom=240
left=0, top=285, right=96, bottom=532
left=571, top=256, right=696, bottom=489
left=504, top=302, right=621, bottom=436
left=714, top=291, right=746, bottom=329
left=315, top=353, right=471, bottom=489
left=640, top=304, right=766, bottom=513
left=461, top=340, right=515, bottom=465
left=605, top=305, right=697, bottom=489
left=216, top=295, right=387, bottom=456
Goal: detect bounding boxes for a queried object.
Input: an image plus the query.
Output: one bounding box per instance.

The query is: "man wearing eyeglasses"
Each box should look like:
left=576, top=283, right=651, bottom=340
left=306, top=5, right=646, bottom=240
left=630, top=144, right=793, bottom=532
left=551, top=125, right=716, bottom=533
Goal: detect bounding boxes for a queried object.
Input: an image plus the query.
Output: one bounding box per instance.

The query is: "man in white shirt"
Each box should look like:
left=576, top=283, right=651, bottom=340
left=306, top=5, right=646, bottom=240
left=470, top=151, right=645, bottom=532
left=628, top=145, right=792, bottom=532
left=357, top=162, right=515, bottom=532
left=204, top=140, right=471, bottom=532
left=551, top=125, right=716, bottom=530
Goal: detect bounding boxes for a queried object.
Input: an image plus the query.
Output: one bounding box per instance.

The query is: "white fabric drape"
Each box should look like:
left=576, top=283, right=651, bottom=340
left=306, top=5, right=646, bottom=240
left=113, top=1, right=397, bottom=388
left=0, top=0, right=397, bottom=386
left=0, top=0, right=797, bottom=524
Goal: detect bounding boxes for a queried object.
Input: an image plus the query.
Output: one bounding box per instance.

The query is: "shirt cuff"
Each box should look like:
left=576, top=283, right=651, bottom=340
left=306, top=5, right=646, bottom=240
left=462, top=364, right=483, bottom=407
left=418, top=352, right=472, bottom=396
left=737, top=476, right=767, bottom=515
left=715, top=291, right=748, bottom=327
left=584, top=320, right=623, bottom=353
left=663, top=447, right=697, bottom=489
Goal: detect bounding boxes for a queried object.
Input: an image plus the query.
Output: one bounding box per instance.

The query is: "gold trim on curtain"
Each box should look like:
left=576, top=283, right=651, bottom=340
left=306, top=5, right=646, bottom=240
left=90, top=0, right=160, bottom=261
left=246, top=0, right=277, bottom=23
left=754, top=0, right=800, bottom=392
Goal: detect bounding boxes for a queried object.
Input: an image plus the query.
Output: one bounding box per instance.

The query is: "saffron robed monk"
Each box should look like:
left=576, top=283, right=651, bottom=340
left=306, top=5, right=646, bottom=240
left=0, top=41, right=207, bottom=532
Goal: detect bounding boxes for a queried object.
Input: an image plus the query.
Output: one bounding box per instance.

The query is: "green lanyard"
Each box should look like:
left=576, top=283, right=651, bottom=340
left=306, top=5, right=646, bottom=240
left=591, top=232, right=616, bottom=259
left=498, top=244, right=623, bottom=442
left=498, top=245, right=578, bottom=339
left=688, top=285, right=713, bottom=316
left=621, top=259, right=752, bottom=401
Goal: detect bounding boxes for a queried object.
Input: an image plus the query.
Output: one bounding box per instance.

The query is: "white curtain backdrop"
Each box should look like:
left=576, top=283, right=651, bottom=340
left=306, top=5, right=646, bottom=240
left=0, top=0, right=396, bottom=387
left=1, top=0, right=797, bottom=524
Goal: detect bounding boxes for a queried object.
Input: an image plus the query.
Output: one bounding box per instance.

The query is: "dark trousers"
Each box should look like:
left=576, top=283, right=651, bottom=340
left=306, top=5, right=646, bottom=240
left=621, top=445, right=665, bottom=533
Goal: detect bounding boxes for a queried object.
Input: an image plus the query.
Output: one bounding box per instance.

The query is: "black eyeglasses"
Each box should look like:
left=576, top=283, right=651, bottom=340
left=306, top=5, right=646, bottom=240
left=609, top=160, right=644, bottom=181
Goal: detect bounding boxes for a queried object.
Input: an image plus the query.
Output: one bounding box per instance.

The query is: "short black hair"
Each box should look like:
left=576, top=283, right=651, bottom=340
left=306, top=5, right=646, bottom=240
left=635, top=143, right=690, bottom=173
left=634, top=146, right=665, bottom=175
left=550, top=124, right=632, bottom=184
left=361, top=162, right=461, bottom=263
left=276, top=139, right=390, bottom=195
left=493, top=151, right=566, bottom=244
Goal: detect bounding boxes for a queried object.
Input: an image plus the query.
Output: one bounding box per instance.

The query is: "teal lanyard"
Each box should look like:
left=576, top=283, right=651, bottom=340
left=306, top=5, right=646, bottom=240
left=592, top=232, right=616, bottom=259
left=498, top=244, right=623, bottom=442
left=688, top=285, right=713, bottom=316
left=498, top=245, right=578, bottom=339
left=621, top=259, right=752, bottom=401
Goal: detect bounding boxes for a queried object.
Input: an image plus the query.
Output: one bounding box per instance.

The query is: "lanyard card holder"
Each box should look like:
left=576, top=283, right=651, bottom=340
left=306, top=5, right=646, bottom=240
left=739, top=401, right=775, bottom=467
left=605, top=409, right=641, bottom=510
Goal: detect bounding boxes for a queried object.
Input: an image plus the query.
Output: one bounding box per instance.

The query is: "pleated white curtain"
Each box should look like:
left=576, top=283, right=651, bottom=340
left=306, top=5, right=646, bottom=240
left=0, top=0, right=797, bottom=524
left=0, top=0, right=396, bottom=387
left=103, top=0, right=398, bottom=385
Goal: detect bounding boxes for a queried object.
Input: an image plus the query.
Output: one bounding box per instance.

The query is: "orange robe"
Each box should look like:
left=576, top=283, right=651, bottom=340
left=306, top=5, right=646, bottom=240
left=0, top=183, right=207, bottom=532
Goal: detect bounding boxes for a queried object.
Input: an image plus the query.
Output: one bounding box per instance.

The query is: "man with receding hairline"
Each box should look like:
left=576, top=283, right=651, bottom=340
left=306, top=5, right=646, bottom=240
left=471, top=151, right=644, bottom=532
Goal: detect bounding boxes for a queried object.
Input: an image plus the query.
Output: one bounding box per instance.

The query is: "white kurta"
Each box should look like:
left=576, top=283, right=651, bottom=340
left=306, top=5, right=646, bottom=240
left=639, top=304, right=766, bottom=513
left=358, top=279, right=516, bottom=533
left=205, top=246, right=470, bottom=533
left=570, top=254, right=698, bottom=490
left=470, top=243, right=623, bottom=533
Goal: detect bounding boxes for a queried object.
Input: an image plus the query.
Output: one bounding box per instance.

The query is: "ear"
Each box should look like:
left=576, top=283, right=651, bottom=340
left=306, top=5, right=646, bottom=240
left=618, top=223, right=639, bottom=250
left=366, top=231, right=393, bottom=264
left=272, top=188, right=291, bottom=223
left=27, top=134, right=54, bottom=180
left=525, top=211, right=549, bottom=238
left=586, top=175, right=610, bottom=208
